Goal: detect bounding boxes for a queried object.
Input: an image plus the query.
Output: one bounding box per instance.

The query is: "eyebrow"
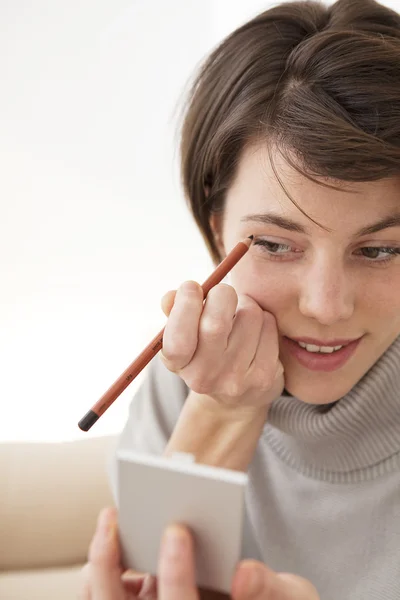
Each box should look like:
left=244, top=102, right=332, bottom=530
left=356, top=214, right=400, bottom=236
left=240, top=212, right=400, bottom=237
left=240, top=213, right=309, bottom=234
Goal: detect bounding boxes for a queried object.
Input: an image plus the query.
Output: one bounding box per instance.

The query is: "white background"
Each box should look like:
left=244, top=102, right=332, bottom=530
left=1, top=0, right=399, bottom=442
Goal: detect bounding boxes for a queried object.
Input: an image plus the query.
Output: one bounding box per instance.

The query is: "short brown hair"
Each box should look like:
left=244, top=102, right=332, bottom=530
left=180, top=0, right=400, bottom=264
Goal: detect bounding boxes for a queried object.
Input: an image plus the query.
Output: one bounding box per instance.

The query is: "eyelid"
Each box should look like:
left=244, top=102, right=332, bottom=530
left=353, top=236, right=400, bottom=246
left=253, top=234, right=301, bottom=247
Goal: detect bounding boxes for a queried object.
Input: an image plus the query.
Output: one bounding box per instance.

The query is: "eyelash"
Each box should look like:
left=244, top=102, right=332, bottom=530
left=253, top=239, right=400, bottom=265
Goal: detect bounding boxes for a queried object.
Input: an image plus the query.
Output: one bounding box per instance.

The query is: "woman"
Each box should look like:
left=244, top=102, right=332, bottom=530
left=80, top=0, right=400, bottom=598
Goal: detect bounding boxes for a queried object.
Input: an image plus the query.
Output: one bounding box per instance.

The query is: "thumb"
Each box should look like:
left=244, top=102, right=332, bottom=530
left=161, top=290, right=177, bottom=317
left=232, top=560, right=320, bottom=600
left=276, top=572, right=320, bottom=598
left=87, top=507, right=126, bottom=600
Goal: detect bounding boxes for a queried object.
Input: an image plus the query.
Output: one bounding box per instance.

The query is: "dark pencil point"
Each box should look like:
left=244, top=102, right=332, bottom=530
left=78, top=410, right=100, bottom=432
left=248, top=235, right=254, bottom=240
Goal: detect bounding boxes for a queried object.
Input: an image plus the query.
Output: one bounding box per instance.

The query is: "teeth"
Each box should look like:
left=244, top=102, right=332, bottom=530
left=306, top=343, right=320, bottom=352
left=297, top=341, right=343, bottom=353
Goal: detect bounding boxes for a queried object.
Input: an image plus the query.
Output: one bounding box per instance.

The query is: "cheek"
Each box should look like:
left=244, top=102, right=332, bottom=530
left=230, top=261, right=294, bottom=314
left=357, top=272, right=400, bottom=320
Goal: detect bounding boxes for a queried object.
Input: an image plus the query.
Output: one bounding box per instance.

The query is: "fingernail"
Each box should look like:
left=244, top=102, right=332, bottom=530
left=180, top=281, right=200, bottom=294
left=162, top=526, right=187, bottom=559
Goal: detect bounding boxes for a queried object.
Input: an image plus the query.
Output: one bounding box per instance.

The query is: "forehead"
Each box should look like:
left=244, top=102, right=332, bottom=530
left=227, top=145, right=400, bottom=231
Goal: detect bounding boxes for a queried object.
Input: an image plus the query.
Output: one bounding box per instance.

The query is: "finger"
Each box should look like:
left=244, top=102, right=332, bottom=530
left=232, top=561, right=320, bottom=600
left=231, top=560, right=274, bottom=599
left=250, top=310, right=280, bottom=370
left=247, top=310, right=284, bottom=397
left=137, top=574, right=157, bottom=598
left=80, top=566, right=149, bottom=600
left=121, top=572, right=157, bottom=598
left=190, top=284, right=238, bottom=373
left=86, top=507, right=125, bottom=600
left=224, top=295, right=263, bottom=372
left=158, top=525, right=199, bottom=600
left=161, top=290, right=177, bottom=317
left=276, top=572, right=320, bottom=599
left=161, top=281, right=204, bottom=371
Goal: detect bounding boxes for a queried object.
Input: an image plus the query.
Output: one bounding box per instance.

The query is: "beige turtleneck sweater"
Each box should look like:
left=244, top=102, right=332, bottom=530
left=112, top=336, right=400, bottom=599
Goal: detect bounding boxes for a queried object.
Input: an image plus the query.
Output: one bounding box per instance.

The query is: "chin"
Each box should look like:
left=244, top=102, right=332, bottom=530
left=284, top=376, right=354, bottom=405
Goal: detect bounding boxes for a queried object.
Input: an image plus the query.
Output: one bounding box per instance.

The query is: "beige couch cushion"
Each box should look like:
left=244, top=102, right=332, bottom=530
left=0, top=435, right=116, bottom=571
left=0, top=565, right=83, bottom=600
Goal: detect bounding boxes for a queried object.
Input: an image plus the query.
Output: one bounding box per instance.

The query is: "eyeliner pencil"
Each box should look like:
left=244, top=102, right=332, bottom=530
left=78, top=235, right=254, bottom=431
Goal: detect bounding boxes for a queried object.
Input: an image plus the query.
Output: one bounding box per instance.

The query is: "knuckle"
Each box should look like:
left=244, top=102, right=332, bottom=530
left=206, top=284, right=238, bottom=311
left=161, top=344, right=193, bottom=368
left=200, top=317, right=229, bottom=339
left=199, top=285, right=237, bottom=340
left=253, top=367, right=275, bottom=389
left=225, top=377, right=245, bottom=398
left=162, top=330, right=197, bottom=366
left=172, top=282, right=202, bottom=315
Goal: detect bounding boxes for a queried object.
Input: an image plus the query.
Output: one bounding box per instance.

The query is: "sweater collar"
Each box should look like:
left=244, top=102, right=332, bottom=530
left=264, top=336, right=400, bottom=481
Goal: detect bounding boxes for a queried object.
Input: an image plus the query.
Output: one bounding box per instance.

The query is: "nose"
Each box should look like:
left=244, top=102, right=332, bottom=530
left=298, top=259, right=354, bottom=326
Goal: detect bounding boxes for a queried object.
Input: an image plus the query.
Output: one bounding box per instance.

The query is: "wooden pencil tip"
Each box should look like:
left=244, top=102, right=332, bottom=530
left=243, top=235, right=254, bottom=248
left=78, top=410, right=99, bottom=432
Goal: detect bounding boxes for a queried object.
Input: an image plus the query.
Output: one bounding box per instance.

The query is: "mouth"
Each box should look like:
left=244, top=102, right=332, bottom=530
left=282, top=335, right=363, bottom=372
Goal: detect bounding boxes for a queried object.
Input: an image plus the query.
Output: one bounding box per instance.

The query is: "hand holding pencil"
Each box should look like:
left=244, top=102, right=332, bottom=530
left=159, top=282, right=284, bottom=414
left=78, top=236, right=284, bottom=431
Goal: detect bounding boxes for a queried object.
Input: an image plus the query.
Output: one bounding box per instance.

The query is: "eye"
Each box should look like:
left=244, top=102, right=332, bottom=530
left=253, top=238, right=292, bottom=254
left=255, top=240, right=292, bottom=253
left=356, top=246, right=400, bottom=262
left=252, top=238, right=300, bottom=260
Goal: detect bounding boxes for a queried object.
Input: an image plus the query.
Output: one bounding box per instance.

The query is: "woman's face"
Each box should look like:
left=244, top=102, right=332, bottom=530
left=211, top=145, right=400, bottom=404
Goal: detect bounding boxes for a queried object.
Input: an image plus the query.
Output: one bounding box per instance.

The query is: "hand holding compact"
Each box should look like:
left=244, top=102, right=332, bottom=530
left=80, top=507, right=320, bottom=600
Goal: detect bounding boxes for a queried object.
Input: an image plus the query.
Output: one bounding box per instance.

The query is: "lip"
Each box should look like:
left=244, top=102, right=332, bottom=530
left=282, top=336, right=363, bottom=372
left=289, top=336, right=361, bottom=347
